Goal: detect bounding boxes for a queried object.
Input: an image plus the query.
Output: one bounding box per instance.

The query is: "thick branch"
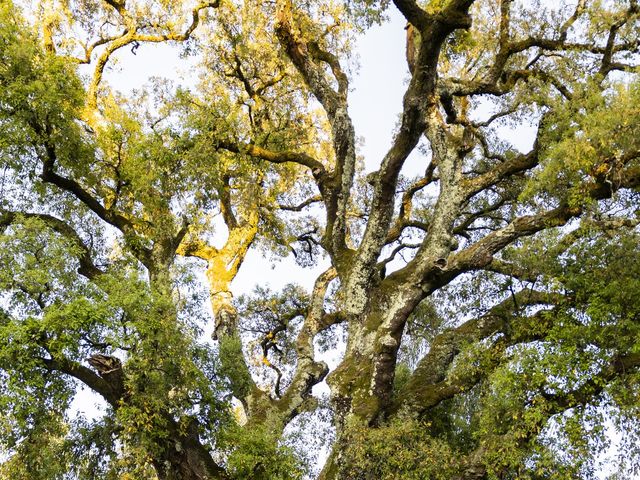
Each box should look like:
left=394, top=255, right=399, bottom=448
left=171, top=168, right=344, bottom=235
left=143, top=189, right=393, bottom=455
left=216, top=141, right=326, bottom=176
left=274, top=0, right=356, bottom=257
left=543, top=353, right=640, bottom=411
left=393, top=292, right=562, bottom=414
left=42, top=356, right=122, bottom=406
left=276, top=268, right=339, bottom=422
left=451, top=167, right=640, bottom=274
left=393, top=0, right=429, bottom=29
left=350, top=5, right=474, bottom=304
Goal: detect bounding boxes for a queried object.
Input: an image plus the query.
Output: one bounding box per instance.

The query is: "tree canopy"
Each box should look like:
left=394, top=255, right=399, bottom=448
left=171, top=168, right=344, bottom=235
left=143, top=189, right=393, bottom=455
left=1, top=0, right=640, bottom=479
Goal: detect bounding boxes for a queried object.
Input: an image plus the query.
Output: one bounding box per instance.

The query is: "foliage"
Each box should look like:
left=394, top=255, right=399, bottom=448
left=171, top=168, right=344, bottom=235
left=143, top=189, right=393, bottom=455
left=219, top=423, right=307, bottom=480
left=0, top=0, right=639, bottom=479
left=339, top=415, right=459, bottom=480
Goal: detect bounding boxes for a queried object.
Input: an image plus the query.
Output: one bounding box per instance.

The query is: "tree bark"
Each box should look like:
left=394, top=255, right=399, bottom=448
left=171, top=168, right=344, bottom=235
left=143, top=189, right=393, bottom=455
left=151, top=418, right=228, bottom=480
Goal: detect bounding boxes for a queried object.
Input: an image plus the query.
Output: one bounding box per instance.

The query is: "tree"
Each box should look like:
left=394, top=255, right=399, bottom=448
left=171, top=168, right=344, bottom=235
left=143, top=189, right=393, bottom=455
left=1, top=0, right=639, bottom=478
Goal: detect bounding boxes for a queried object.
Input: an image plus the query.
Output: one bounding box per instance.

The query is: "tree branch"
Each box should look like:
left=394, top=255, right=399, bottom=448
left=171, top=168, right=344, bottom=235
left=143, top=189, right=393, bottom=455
left=0, top=210, right=104, bottom=280
left=86, top=1, right=220, bottom=110
left=42, top=356, right=123, bottom=406
left=216, top=141, right=326, bottom=176
left=274, top=0, right=356, bottom=257
left=37, top=139, right=152, bottom=266
left=393, top=291, right=562, bottom=415
left=276, top=268, right=339, bottom=422
left=393, top=0, right=429, bottom=29
left=348, top=1, right=475, bottom=307
left=450, top=165, right=640, bottom=275
left=277, top=195, right=322, bottom=212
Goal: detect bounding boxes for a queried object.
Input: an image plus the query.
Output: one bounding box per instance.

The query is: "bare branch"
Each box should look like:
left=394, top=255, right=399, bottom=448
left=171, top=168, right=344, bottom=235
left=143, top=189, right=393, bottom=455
left=86, top=1, right=220, bottom=110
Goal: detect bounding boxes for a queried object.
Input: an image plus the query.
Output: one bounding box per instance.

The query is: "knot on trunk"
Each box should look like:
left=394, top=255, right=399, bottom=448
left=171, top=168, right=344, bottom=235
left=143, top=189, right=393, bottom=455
left=87, top=353, right=124, bottom=393
left=87, top=353, right=122, bottom=375
left=212, top=304, right=237, bottom=340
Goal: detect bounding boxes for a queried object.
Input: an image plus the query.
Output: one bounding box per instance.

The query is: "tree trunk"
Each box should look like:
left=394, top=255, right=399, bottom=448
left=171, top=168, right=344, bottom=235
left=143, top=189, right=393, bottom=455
left=151, top=419, right=228, bottom=480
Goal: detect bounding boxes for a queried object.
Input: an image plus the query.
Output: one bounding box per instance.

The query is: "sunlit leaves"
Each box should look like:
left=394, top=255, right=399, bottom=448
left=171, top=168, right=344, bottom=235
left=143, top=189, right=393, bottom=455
left=0, top=2, right=86, bottom=172
left=219, top=423, right=306, bottom=480
left=340, top=415, right=459, bottom=480
left=524, top=80, right=640, bottom=207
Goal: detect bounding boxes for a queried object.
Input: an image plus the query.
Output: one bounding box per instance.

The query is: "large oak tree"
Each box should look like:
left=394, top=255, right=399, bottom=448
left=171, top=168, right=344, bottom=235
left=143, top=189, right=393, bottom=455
left=1, top=0, right=640, bottom=478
